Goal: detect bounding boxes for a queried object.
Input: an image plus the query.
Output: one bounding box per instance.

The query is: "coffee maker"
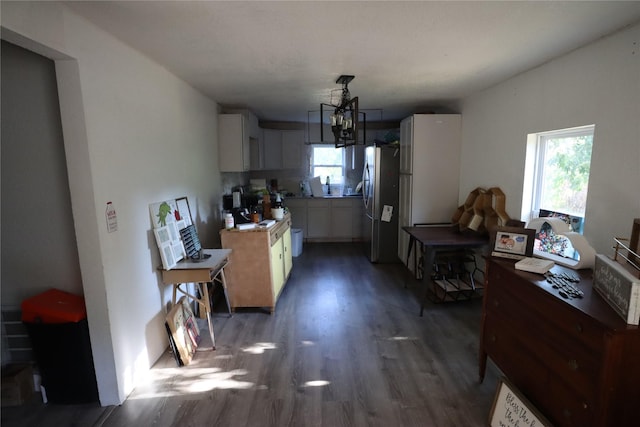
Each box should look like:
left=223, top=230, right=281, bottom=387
left=222, top=191, right=259, bottom=224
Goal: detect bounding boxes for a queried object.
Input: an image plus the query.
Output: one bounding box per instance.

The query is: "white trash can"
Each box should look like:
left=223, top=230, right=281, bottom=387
left=291, top=228, right=303, bottom=257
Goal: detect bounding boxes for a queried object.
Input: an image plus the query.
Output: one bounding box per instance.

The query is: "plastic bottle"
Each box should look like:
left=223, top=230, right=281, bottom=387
left=224, top=213, right=235, bottom=230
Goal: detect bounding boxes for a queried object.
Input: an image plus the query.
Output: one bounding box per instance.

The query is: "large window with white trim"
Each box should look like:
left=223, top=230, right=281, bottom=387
left=311, top=145, right=345, bottom=184
left=522, top=125, right=594, bottom=259
left=523, top=125, right=594, bottom=228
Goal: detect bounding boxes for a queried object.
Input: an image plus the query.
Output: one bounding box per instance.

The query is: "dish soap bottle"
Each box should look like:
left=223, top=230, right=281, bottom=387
left=326, top=176, right=330, bottom=195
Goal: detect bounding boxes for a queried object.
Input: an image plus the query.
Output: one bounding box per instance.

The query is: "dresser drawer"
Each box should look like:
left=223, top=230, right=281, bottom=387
left=545, top=376, right=596, bottom=427
left=482, top=316, right=550, bottom=403
left=488, top=264, right=606, bottom=353
left=483, top=315, right=596, bottom=427
left=482, top=259, right=640, bottom=427
left=486, top=280, right=601, bottom=400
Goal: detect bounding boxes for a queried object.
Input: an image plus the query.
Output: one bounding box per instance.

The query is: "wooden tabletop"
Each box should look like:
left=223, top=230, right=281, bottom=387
left=168, top=248, right=231, bottom=270
left=160, top=249, right=231, bottom=285
left=402, top=225, right=488, bottom=247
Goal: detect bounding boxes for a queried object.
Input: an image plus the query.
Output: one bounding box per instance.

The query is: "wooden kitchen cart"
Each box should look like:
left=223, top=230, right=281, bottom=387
left=479, top=258, right=640, bottom=427
left=220, top=214, right=293, bottom=312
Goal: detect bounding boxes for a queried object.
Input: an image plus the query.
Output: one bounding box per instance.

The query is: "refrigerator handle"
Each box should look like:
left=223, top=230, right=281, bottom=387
left=362, top=162, right=370, bottom=209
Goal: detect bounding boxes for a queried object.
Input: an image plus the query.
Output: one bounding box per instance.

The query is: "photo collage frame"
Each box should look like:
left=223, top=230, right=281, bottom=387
left=150, top=197, right=193, bottom=270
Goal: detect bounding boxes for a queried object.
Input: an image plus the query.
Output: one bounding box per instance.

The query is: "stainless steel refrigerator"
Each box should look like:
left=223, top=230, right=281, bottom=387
left=362, top=145, right=400, bottom=263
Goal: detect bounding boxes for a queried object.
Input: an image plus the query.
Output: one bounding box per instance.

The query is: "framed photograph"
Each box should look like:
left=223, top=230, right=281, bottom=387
left=175, top=197, right=193, bottom=226
left=180, top=297, right=200, bottom=348
left=489, top=377, right=552, bottom=427
left=154, top=226, right=171, bottom=247
left=490, top=226, right=535, bottom=260
left=171, top=241, right=186, bottom=263
left=165, top=297, right=195, bottom=365
left=159, top=241, right=177, bottom=270
left=166, top=221, right=180, bottom=242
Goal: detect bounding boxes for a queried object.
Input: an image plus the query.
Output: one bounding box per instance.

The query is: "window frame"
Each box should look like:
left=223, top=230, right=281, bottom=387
left=521, top=124, right=594, bottom=230
left=311, top=145, right=346, bottom=184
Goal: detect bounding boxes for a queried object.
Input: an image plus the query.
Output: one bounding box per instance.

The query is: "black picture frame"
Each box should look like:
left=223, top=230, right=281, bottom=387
left=489, top=226, right=535, bottom=260
left=175, top=196, right=193, bottom=226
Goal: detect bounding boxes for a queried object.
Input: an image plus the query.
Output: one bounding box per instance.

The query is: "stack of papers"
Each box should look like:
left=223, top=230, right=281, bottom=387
left=236, top=223, right=256, bottom=231
left=258, top=219, right=276, bottom=228
left=515, top=257, right=555, bottom=274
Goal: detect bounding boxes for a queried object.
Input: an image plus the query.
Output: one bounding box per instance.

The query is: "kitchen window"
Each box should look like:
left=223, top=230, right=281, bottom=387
left=311, top=145, right=345, bottom=184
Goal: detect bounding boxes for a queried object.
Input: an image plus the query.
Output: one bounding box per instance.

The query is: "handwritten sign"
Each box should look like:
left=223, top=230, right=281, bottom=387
left=593, top=254, right=640, bottom=324
left=489, top=378, right=552, bottom=427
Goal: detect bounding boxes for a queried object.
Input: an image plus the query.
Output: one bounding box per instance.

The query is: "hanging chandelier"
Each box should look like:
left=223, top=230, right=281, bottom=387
left=320, top=75, right=366, bottom=148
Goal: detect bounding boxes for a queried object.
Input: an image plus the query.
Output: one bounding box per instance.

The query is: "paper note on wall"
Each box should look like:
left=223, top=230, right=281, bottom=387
left=381, top=205, right=393, bottom=222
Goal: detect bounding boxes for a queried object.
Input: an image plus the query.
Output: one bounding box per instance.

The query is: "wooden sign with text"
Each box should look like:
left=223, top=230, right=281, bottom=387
left=489, top=378, right=552, bottom=427
left=593, top=254, right=640, bottom=325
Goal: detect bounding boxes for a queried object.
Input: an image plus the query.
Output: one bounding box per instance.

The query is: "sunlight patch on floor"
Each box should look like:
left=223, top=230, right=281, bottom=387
left=303, top=380, right=330, bottom=387
left=185, top=368, right=253, bottom=392
left=242, top=342, right=277, bottom=354
left=128, top=367, right=256, bottom=399
left=385, top=336, right=418, bottom=341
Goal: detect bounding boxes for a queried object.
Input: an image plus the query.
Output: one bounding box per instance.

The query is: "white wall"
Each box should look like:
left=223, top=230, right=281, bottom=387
left=2, top=2, right=223, bottom=405
left=459, top=23, right=640, bottom=255
left=1, top=41, right=84, bottom=304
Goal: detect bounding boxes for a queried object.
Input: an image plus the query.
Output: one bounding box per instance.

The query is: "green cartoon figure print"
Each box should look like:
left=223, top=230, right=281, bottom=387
left=156, top=202, right=173, bottom=227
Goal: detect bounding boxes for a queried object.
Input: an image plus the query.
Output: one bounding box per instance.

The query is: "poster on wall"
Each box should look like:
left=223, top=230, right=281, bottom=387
left=149, top=200, right=178, bottom=228
left=150, top=200, right=186, bottom=269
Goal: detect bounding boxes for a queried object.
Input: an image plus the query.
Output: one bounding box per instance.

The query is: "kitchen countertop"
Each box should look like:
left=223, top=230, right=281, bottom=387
left=284, top=194, right=362, bottom=199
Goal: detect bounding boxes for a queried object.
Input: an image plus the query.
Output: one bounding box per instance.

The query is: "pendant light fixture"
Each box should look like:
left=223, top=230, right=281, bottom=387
left=320, top=75, right=366, bottom=148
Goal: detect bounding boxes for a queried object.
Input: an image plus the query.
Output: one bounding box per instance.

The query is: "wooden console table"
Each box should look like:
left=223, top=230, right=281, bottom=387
left=402, top=225, right=488, bottom=313
left=480, top=258, right=640, bottom=426
left=160, top=249, right=232, bottom=350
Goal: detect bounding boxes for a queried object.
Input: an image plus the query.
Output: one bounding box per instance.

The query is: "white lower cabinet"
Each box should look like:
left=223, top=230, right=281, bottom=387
left=291, top=198, right=363, bottom=241
left=331, top=199, right=353, bottom=239
left=284, top=199, right=307, bottom=238
left=307, top=200, right=331, bottom=238
left=352, top=199, right=364, bottom=239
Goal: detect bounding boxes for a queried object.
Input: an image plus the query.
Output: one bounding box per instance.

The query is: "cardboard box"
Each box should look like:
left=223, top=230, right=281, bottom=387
left=1, top=363, right=35, bottom=407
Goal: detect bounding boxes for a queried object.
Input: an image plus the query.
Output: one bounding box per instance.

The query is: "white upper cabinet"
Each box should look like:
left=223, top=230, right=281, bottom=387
left=399, top=116, right=413, bottom=174
left=249, top=137, right=263, bottom=170
left=263, top=129, right=284, bottom=170
left=262, top=129, right=305, bottom=170
left=282, top=130, right=304, bottom=169
left=218, top=114, right=250, bottom=172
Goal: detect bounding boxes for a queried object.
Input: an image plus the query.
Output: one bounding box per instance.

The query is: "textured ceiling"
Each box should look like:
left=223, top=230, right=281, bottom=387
left=65, top=1, right=640, bottom=122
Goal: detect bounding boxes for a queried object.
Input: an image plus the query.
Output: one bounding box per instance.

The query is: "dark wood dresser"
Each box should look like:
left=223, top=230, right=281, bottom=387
left=479, top=258, right=640, bottom=427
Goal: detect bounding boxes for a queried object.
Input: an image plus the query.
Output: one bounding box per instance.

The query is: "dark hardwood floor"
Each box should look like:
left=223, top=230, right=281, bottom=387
left=2, top=243, right=500, bottom=427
